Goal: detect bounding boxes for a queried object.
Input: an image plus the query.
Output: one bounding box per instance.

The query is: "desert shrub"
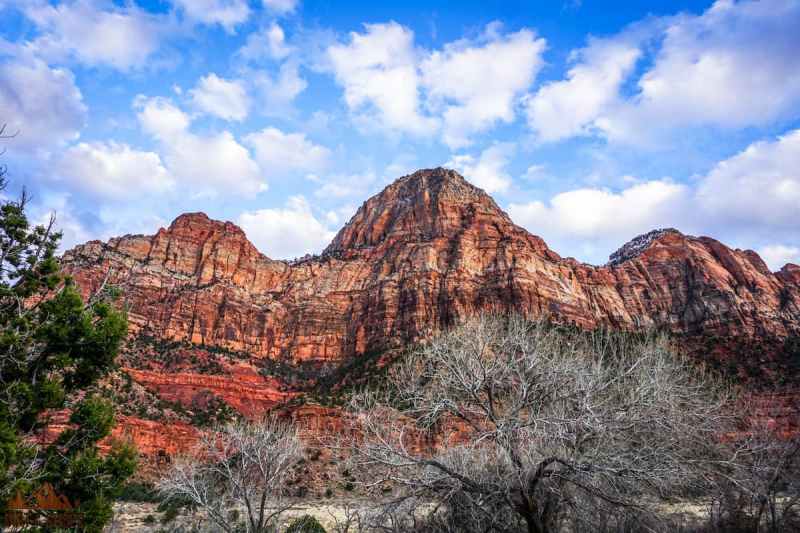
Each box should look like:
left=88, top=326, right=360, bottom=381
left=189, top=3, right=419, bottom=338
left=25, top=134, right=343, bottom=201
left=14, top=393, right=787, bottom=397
left=286, top=515, right=327, bottom=533
left=158, top=416, right=303, bottom=533
left=704, top=419, right=800, bottom=533
left=118, top=480, right=161, bottom=502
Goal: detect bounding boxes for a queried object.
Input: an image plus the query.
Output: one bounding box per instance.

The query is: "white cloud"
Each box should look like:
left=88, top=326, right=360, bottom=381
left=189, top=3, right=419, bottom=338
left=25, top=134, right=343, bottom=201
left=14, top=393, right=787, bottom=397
left=510, top=181, right=687, bottom=239
left=136, top=96, right=191, bottom=139
left=31, top=193, right=94, bottom=253
left=57, top=141, right=175, bottom=200
left=135, top=96, right=266, bottom=197
left=237, top=196, right=335, bottom=259
left=508, top=180, right=689, bottom=262
left=609, top=0, right=800, bottom=139
left=171, top=0, right=250, bottom=32
left=323, top=204, right=357, bottom=227
left=328, top=22, right=438, bottom=136
left=526, top=36, right=640, bottom=142
left=244, top=127, right=330, bottom=174
left=695, top=128, right=800, bottom=234
left=314, top=183, right=358, bottom=198
left=527, top=0, right=800, bottom=144
left=262, top=0, right=299, bottom=15
left=31, top=192, right=166, bottom=253
left=422, top=23, right=546, bottom=147
left=313, top=171, right=377, bottom=199
left=505, top=128, right=800, bottom=264
left=252, top=61, right=307, bottom=112
left=161, top=133, right=265, bottom=198
left=23, top=0, right=163, bottom=71
left=0, top=56, right=86, bottom=151
left=758, top=245, right=800, bottom=271
left=522, top=164, right=548, bottom=182
left=446, top=143, right=515, bottom=194
left=326, top=21, right=545, bottom=144
left=240, top=23, right=293, bottom=61
left=190, top=73, right=250, bottom=121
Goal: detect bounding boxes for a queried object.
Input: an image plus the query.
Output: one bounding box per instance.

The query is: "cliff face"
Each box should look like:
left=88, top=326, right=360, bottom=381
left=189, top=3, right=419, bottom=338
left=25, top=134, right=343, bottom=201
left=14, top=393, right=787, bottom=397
left=65, top=168, right=800, bottom=357
left=61, top=168, right=800, bottom=452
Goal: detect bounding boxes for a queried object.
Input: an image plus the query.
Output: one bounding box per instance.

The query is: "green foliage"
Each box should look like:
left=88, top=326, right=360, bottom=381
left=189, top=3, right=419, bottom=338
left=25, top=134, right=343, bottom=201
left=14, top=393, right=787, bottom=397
left=285, top=515, right=327, bottom=533
left=118, top=480, right=161, bottom=503
left=0, top=177, right=133, bottom=530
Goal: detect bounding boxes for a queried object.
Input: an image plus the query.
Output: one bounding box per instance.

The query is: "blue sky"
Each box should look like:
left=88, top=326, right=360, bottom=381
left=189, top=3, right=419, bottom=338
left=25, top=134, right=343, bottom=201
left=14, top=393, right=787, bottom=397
left=1, top=0, right=798, bottom=268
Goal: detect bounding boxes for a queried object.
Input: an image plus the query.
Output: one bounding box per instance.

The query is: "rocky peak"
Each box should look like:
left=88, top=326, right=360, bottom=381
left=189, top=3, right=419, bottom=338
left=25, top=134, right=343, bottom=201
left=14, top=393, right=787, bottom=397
left=166, top=212, right=247, bottom=240
left=325, top=167, right=513, bottom=253
left=607, top=228, right=685, bottom=266
left=779, top=263, right=800, bottom=285
left=386, top=167, right=487, bottom=202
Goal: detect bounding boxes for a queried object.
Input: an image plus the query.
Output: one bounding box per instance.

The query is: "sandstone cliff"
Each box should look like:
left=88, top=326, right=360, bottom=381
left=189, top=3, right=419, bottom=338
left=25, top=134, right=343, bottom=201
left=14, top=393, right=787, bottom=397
left=61, top=168, right=800, bottom=452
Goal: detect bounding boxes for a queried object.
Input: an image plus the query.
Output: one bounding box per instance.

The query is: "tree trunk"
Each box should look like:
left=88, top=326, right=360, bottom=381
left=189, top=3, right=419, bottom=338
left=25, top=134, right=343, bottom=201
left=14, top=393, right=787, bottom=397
left=517, top=500, right=547, bottom=533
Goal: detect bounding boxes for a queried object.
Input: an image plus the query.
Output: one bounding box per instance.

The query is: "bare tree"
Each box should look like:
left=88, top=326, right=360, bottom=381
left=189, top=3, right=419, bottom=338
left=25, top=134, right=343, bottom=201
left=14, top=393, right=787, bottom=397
left=346, top=315, right=734, bottom=533
left=709, top=414, right=800, bottom=532
left=157, top=416, right=304, bottom=533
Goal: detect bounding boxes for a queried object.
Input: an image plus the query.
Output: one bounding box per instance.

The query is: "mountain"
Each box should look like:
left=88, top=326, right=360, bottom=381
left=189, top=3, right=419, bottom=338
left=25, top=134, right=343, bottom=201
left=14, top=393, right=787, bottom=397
left=61, top=168, right=800, bottom=453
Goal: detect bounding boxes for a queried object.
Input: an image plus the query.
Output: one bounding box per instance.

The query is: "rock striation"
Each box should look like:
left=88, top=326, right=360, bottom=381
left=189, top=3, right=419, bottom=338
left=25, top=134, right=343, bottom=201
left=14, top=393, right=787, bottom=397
left=61, top=168, right=800, bottom=452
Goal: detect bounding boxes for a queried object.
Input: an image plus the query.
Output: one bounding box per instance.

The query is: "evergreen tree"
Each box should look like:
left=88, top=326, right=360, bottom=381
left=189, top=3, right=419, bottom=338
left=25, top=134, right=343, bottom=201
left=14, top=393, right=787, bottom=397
left=0, top=173, right=134, bottom=530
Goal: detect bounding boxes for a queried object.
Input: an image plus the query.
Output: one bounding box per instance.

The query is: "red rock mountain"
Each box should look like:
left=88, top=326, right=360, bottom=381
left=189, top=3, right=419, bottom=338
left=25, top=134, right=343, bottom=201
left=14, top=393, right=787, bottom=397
left=61, top=168, right=800, bottom=451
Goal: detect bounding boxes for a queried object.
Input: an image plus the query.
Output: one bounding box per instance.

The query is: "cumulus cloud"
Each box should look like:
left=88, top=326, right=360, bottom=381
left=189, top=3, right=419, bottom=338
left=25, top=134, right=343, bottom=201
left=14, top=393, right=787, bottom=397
left=326, top=22, right=546, bottom=144
left=695, top=128, right=800, bottom=237
left=608, top=0, right=800, bottom=140
left=56, top=141, right=175, bottom=200
left=506, top=128, right=800, bottom=264
left=262, top=0, right=298, bottom=15
left=446, top=143, right=515, bottom=194
left=312, top=171, right=377, bottom=199
left=240, top=23, right=293, bottom=61
left=526, top=36, right=641, bottom=142
left=244, top=127, right=330, bottom=175
left=22, top=0, right=163, bottom=71
left=136, top=96, right=191, bottom=139
left=527, top=0, right=800, bottom=144
left=758, top=245, right=800, bottom=271
left=0, top=56, right=86, bottom=151
left=135, top=96, right=265, bottom=197
left=162, top=133, right=265, bottom=198
left=326, top=21, right=545, bottom=145
left=190, top=73, right=250, bottom=121
left=509, top=180, right=688, bottom=243
left=30, top=193, right=94, bottom=252
left=30, top=192, right=166, bottom=252
left=237, top=196, right=335, bottom=259
left=422, top=23, right=546, bottom=147
left=327, top=22, right=438, bottom=136
left=171, top=0, right=250, bottom=32
left=251, top=61, right=307, bottom=113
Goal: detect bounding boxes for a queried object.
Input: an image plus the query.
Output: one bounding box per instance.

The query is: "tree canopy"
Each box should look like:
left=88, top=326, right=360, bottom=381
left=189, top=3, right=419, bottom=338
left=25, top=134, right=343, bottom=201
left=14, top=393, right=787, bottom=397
left=0, top=175, right=134, bottom=531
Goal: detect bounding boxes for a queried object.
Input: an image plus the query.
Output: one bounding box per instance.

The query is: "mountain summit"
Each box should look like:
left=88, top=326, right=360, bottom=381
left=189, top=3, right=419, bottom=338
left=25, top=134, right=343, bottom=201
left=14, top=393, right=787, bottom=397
left=326, top=168, right=510, bottom=253
left=65, top=167, right=799, bottom=357
left=61, top=168, right=800, bottom=449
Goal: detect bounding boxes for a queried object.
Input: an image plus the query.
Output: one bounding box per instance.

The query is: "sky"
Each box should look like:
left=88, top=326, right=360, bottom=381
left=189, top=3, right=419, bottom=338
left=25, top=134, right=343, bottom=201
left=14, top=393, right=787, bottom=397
left=0, top=0, right=798, bottom=269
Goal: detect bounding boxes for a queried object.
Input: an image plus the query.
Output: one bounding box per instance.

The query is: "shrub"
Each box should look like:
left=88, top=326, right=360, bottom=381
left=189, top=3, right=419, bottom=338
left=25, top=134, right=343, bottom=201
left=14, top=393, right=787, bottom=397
left=286, top=515, right=327, bottom=533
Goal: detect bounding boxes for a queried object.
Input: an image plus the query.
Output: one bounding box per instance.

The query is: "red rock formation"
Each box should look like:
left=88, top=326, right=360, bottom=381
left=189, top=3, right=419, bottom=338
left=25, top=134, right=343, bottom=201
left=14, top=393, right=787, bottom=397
left=123, top=366, right=296, bottom=418
left=61, top=168, right=800, bottom=453
left=38, top=410, right=199, bottom=457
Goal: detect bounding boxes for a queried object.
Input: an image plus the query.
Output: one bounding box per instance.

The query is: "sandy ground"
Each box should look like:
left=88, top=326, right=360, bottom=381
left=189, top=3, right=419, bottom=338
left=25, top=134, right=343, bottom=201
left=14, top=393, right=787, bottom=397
left=106, top=499, right=381, bottom=532
left=105, top=497, right=726, bottom=532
